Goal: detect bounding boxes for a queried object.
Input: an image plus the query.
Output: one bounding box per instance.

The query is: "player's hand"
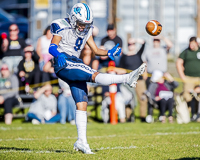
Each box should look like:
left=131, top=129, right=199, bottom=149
left=57, top=54, right=67, bottom=67
left=107, top=43, right=121, bottom=60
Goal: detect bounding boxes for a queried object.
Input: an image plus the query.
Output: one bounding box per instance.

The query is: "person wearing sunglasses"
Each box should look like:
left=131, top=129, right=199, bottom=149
left=119, top=38, right=148, bottom=122
left=1, top=23, right=27, bottom=73
left=0, top=63, right=19, bottom=124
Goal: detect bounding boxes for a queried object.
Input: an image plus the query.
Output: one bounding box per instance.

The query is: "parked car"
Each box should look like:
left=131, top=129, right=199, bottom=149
left=0, top=8, right=28, bottom=38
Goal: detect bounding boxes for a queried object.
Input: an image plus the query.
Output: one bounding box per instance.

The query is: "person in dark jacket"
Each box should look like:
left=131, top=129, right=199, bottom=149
left=17, top=45, right=41, bottom=94
left=147, top=70, right=178, bottom=123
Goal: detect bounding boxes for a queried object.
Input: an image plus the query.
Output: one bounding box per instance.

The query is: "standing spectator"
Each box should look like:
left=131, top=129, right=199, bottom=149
left=36, top=26, right=52, bottom=70
left=147, top=70, right=178, bottom=123
left=142, top=36, right=173, bottom=121
left=142, top=35, right=173, bottom=87
left=17, top=45, right=41, bottom=94
left=119, top=38, right=147, bottom=122
left=1, top=24, right=27, bottom=73
left=176, top=36, right=200, bottom=121
left=27, top=84, right=60, bottom=124
left=58, top=79, right=76, bottom=125
left=0, top=63, right=19, bottom=124
left=100, top=24, right=123, bottom=67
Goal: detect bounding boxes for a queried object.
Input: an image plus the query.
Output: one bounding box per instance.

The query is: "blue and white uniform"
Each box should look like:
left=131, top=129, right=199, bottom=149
left=50, top=18, right=96, bottom=103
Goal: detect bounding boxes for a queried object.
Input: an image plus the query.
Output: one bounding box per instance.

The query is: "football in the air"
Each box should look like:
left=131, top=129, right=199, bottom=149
left=145, top=20, right=162, bottom=36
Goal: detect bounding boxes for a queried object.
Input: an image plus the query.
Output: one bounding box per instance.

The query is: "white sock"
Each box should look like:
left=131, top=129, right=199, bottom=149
left=95, top=73, right=129, bottom=85
left=75, top=110, right=87, bottom=143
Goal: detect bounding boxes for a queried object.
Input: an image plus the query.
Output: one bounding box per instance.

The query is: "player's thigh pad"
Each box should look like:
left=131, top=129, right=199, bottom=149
left=69, top=81, right=88, bottom=103
left=56, top=64, right=96, bottom=82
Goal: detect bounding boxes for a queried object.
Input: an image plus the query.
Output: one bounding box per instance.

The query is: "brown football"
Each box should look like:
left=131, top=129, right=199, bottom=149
left=146, top=20, right=162, bottom=36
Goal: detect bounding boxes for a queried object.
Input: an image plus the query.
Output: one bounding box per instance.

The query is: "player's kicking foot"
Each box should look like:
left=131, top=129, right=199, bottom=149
left=74, top=141, right=94, bottom=154
left=127, top=63, right=146, bottom=87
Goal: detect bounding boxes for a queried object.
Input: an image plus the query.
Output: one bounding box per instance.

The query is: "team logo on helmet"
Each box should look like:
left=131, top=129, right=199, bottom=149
left=74, top=7, right=82, bottom=16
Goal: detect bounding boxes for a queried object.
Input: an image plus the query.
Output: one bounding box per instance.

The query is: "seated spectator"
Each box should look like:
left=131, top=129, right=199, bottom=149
left=26, top=84, right=60, bottom=124
left=101, top=84, right=135, bottom=123
left=80, top=44, right=99, bottom=70
left=189, top=85, right=200, bottom=121
left=147, top=70, right=178, bottom=123
left=17, top=46, right=41, bottom=94
left=1, top=23, right=27, bottom=73
left=58, top=79, right=76, bottom=124
left=0, top=63, right=19, bottom=124
left=43, top=58, right=58, bottom=84
left=101, top=61, right=134, bottom=123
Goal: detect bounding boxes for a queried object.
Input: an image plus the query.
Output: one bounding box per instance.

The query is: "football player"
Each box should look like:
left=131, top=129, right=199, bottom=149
left=49, top=3, right=146, bottom=154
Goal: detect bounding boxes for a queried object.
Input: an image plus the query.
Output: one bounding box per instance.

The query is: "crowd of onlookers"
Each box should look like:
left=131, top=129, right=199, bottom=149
left=0, top=23, right=200, bottom=125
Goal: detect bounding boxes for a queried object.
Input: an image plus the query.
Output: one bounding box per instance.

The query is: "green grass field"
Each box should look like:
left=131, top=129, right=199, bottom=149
left=0, top=120, right=200, bottom=160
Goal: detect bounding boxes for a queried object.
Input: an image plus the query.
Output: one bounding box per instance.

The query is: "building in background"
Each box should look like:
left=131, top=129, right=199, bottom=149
left=117, top=0, right=197, bottom=55
left=0, top=0, right=198, bottom=55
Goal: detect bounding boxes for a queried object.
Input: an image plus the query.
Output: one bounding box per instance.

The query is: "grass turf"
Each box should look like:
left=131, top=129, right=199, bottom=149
left=0, top=121, right=200, bottom=160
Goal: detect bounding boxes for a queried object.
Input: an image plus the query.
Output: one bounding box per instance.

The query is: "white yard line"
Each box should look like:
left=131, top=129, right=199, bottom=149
left=0, top=131, right=200, bottom=142
left=0, top=126, right=42, bottom=131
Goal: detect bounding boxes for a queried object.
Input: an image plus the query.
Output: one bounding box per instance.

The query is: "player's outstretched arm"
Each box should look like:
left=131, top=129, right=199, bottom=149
left=87, top=36, right=108, bottom=56
left=87, top=36, right=122, bottom=60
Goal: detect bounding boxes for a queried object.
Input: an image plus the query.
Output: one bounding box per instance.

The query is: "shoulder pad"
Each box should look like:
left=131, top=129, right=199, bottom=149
left=50, top=19, right=71, bottom=34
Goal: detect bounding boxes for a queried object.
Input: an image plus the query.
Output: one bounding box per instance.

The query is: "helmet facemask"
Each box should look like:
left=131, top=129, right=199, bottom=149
left=75, top=20, right=93, bottom=36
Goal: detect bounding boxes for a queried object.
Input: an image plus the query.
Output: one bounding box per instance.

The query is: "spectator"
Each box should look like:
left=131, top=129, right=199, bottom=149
left=147, top=70, right=178, bottom=123
left=17, top=45, right=41, bottom=94
left=101, top=61, right=134, bottom=123
left=1, top=24, right=27, bottom=73
left=36, top=25, right=53, bottom=70
left=43, top=58, right=58, bottom=84
left=100, top=24, right=123, bottom=67
left=80, top=44, right=99, bottom=70
left=176, top=36, right=200, bottom=121
left=0, top=33, right=7, bottom=59
left=119, top=37, right=147, bottom=122
left=58, top=79, right=76, bottom=124
left=27, top=84, right=60, bottom=124
left=92, top=25, right=99, bottom=42
left=190, top=85, right=200, bottom=121
left=0, top=63, right=19, bottom=124
left=142, top=35, right=173, bottom=87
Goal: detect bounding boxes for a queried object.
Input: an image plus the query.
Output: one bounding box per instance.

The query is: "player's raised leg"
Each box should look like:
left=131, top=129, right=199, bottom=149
left=94, top=63, right=147, bottom=87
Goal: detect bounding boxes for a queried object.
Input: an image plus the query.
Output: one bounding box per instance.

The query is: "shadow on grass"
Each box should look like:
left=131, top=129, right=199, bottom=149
left=0, top=147, right=74, bottom=154
left=0, top=147, right=30, bottom=151
left=172, top=158, right=200, bottom=160
left=88, top=116, right=103, bottom=123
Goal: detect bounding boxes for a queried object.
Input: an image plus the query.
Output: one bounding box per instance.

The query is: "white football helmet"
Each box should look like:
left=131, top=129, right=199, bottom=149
left=69, top=3, right=93, bottom=37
